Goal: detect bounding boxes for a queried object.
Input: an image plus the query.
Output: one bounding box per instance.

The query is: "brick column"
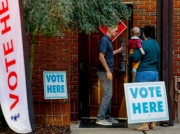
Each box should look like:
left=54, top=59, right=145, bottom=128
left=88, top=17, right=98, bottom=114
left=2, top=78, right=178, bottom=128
left=28, top=34, right=71, bottom=131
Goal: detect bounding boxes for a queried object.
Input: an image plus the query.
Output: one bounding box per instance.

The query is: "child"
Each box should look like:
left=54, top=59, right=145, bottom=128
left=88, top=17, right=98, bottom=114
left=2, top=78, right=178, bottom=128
left=127, top=27, right=145, bottom=74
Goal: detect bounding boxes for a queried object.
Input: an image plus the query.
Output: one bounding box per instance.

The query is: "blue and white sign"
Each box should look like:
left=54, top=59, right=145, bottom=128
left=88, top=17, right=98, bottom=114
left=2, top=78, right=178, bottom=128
left=124, top=81, right=169, bottom=124
left=43, top=71, right=68, bottom=99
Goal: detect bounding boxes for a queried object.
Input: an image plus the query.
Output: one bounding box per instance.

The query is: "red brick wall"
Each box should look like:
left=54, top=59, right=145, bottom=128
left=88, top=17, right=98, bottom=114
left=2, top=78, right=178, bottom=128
left=69, top=31, right=79, bottom=120
left=124, top=0, right=180, bottom=77
left=28, top=33, right=71, bottom=126
left=30, top=0, right=180, bottom=123
left=123, top=0, right=156, bottom=28
left=173, top=0, right=180, bottom=76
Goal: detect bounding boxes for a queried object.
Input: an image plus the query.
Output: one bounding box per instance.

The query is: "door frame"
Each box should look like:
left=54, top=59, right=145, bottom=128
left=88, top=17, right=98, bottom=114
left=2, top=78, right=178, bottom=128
left=78, top=4, right=133, bottom=119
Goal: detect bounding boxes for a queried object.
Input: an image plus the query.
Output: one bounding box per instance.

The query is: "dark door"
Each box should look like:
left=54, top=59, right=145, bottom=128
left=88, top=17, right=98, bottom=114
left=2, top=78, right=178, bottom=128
left=79, top=19, right=130, bottom=119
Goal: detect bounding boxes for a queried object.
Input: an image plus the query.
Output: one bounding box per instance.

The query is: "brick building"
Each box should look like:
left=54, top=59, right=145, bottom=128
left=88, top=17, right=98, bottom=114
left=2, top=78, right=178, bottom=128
left=29, top=0, right=179, bottom=130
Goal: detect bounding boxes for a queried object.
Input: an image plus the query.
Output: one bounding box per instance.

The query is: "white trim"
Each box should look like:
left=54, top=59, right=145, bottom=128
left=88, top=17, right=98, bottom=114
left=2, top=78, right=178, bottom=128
left=123, top=2, right=133, bottom=4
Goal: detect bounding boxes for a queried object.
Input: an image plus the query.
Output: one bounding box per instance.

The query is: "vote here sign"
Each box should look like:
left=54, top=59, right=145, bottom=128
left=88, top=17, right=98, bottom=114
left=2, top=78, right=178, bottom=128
left=43, top=71, right=68, bottom=99
left=124, top=82, right=169, bottom=124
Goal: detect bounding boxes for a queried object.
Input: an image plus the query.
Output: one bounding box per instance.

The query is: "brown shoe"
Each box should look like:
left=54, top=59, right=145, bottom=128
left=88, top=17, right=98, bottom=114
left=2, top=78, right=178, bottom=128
left=149, top=125, right=156, bottom=130
left=134, top=126, right=149, bottom=131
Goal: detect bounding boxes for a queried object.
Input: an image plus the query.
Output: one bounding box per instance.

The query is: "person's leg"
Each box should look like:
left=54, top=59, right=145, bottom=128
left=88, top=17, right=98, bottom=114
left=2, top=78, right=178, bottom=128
left=103, top=79, right=119, bottom=124
left=132, top=61, right=140, bottom=74
left=96, top=72, right=112, bottom=125
left=133, top=61, right=140, bottom=69
left=135, top=71, right=152, bottom=82
left=134, top=71, right=159, bottom=130
left=129, top=49, right=134, bottom=54
left=134, top=122, right=149, bottom=131
left=105, top=102, right=118, bottom=123
left=153, top=71, right=159, bottom=81
left=105, top=101, right=111, bottom=119
left=149, top=122, right=156, bottom=130
left=147, top=71, right=158, bottom=130
left=134, top=71, right=152, bottom=131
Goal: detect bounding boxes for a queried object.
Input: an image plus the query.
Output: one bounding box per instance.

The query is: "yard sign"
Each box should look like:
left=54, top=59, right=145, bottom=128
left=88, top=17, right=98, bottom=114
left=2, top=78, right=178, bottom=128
left=124, top=81, right=169, bottom=124
left=43, top=71, right=68, bottom=99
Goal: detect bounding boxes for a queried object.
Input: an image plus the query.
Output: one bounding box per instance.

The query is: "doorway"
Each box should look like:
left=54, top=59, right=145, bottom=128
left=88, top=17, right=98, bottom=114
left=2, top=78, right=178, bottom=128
left=78, top=5, right=133, bottom=119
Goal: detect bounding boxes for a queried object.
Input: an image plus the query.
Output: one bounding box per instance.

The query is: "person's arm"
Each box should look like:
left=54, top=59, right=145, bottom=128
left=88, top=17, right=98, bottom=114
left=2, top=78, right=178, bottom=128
left=99, top=52, right=112, bottom=80
left=113, top=46, right=124, bottom=55
left=139, top=48, right=145, bottom=55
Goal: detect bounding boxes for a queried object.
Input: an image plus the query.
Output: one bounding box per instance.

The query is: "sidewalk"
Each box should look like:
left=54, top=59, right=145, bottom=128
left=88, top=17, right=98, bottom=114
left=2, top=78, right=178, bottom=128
left=70, top=121, right=180, bottom=134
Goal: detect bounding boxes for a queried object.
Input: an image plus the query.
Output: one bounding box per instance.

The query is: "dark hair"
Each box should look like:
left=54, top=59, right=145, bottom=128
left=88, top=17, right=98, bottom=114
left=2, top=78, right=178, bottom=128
left=143, top=25, right=155, bottom=39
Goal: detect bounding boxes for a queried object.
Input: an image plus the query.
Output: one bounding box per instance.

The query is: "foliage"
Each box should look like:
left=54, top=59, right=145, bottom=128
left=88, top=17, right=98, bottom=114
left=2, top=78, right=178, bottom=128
left=22, top=0, right=131, bottom=78
left=71, top=0, right=132, bottom=34
left=23, top=0, right=131, bottom=36
left=23, top=0, right=73, bottom=36
left=23, top=0, right=74, bottom=78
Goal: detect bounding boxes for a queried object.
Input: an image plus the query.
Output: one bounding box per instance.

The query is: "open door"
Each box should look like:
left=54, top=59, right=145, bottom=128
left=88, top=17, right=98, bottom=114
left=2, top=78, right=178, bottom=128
left=79, top=16, right=132, bottom=119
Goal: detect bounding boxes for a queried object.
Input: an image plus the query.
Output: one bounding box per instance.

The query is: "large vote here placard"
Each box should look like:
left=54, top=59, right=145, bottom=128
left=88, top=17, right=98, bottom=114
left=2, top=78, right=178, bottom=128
left=124, top=82, right=169, bottom=124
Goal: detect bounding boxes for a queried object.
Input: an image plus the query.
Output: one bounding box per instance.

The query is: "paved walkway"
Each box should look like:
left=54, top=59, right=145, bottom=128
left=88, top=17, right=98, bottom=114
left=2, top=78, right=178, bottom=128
left=70, top=121, right=180, bottom=134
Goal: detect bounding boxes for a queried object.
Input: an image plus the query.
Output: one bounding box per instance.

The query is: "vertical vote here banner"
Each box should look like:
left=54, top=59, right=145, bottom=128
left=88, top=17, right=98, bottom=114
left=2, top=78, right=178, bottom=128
left=43, top=71, right=68, bottom=99
left=0, top=0, right=34, bottom=133
left=124, top=82, right=169, bottom=124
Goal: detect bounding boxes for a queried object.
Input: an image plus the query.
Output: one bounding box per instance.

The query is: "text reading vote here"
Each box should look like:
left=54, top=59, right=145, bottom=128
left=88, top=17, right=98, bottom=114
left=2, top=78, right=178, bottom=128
left=46, top=74, right=64, bottom=82
left=130, top=86, right=164, bottom=114
left=46, top=74, right=65, bottom=93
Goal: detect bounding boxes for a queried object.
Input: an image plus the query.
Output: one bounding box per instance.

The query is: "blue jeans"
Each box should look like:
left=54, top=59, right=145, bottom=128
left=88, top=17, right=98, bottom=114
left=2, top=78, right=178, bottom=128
left=97, top=72, right=112, bottom=120
left=135, top=71, right=159, bottom=126
left=135, top=71, right=159, bottom=82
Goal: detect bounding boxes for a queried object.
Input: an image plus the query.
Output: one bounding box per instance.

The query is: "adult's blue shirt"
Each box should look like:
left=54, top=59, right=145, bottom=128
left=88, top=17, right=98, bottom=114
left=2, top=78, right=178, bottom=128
left=97, top=35, right=114, bottom=72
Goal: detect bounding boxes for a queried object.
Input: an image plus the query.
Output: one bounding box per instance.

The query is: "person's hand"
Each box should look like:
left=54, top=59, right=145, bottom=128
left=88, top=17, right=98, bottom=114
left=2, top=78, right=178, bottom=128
left=140, top=48, right=145, bottom=55
left=106, top=71, right=112, bottom=80
left=118, top=46, right=124, bottom=53
left=121, top=43, right=125, bottom=47
left=141, top=50, right=145, bottom=55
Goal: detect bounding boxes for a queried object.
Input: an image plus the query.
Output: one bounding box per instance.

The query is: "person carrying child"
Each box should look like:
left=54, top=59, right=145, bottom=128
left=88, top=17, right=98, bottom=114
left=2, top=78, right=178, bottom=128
left=127, top=27, right=145, bottom=74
